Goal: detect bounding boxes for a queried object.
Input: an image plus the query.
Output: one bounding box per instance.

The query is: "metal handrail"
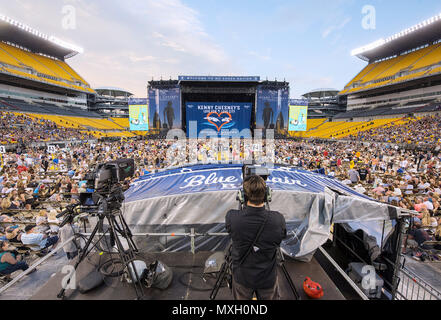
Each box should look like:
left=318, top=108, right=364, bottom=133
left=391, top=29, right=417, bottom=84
left=395, top=264, right=441, bottom=300
left=317, top=246, right=369, bottom=300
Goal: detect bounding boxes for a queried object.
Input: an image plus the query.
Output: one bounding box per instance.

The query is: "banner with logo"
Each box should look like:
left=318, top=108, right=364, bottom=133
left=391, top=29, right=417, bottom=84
left=256, top=86, right=289, bottom=133
left=128, top=98, right=149, bottom=131
left=148, top=86, right=181, bottom=131
left=185, top=102, right=252, bottom=138
left=288, top=105, right=308, bottom=132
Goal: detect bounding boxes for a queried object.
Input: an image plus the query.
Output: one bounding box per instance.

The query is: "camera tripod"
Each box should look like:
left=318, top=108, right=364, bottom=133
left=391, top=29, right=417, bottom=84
left=56, top=196, right=145, bottom=300
left=210, top=189, right=301, bottom=300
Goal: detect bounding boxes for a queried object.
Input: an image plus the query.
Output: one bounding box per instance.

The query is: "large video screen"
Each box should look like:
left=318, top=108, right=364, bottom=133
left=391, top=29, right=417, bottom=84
left=128, top=98, right=149, bottom=131
left=148, top=86, right=181, bottom=131
left=256, top=86, right=289, bottom=133
left=186, top=102, right=252, bottom=138
left=288, top=105, right=308, bottom=131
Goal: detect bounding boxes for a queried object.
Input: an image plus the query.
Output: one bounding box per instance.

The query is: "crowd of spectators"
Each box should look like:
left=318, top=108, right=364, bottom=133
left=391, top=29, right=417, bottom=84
left=350, top=114, right=441, bottom=147
left=0, top=112, right=93, bottom=144
left=0, top=111, right=440, bottom=279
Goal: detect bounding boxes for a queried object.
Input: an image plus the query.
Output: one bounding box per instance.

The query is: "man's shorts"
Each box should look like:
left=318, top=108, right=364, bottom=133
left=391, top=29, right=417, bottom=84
left=44, top=235, right=59, bottom=248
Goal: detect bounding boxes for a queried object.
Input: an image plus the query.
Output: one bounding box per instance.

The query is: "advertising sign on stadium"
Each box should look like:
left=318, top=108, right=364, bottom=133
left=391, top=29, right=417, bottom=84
left=178, top=76, right=260, bottom=82
left=186, top=102, right=252, bottom=138
left=128, top=98, right=149, bottom=131
left=288, top=105, right=308, bottom=132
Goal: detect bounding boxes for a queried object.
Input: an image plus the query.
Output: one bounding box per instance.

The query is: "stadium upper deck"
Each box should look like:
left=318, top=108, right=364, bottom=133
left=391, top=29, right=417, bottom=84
left=0, top=14, right=94, bottom=95
left=340, top=13, right=441, bottom=112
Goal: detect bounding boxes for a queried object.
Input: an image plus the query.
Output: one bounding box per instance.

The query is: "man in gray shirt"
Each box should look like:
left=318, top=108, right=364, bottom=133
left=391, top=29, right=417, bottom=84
left=348, top=168, right=360, bottom=184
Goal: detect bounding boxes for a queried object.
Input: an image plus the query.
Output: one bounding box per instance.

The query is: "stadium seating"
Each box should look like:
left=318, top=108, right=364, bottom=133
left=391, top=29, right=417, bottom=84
left=343, top=63, right=377, bottom=89
left=289, top=118, right=327, bottom=137
left=0, top=42, right=94, bottom=93
left=290, top=116, right=420, bottom=140
left=409, top=43, right=441, bottom=70
left=0, top=96, right=136, bottom=139
left=111, top=117, right=130, bottom=129
left=341, top=42, right=441, bottom=94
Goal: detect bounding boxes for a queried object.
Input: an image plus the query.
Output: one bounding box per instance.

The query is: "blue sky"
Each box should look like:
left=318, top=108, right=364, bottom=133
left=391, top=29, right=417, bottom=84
left=2, top=0, right=441, bottom=97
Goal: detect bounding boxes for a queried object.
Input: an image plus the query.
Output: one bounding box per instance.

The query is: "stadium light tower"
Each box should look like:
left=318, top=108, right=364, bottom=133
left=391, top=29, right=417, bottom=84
left=0, top=13, right=84, bottom=54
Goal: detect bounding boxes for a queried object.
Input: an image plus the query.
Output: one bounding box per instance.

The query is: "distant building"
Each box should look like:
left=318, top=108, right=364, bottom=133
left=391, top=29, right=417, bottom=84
left=294, top=88, right=346, bottom=118
left=90, top=87, right=133, bottom=116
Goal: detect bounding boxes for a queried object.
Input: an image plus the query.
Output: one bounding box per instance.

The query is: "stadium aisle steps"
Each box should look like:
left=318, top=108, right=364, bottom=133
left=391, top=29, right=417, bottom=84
left=111, top=117, right=130, bottom=129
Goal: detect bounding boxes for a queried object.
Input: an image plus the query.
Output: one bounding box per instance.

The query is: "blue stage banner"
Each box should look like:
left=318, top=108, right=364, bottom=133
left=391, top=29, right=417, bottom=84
left=256, top=86, right=289, bottom=133
left=148, top=85, right=181, bottom=131
left=127, top=164, right=372, bottom=201
left=178, top=75, right=260, bottom=82
left=186, top=102, right=252, bottom=138
left=128, top=98, right=148, bottom=131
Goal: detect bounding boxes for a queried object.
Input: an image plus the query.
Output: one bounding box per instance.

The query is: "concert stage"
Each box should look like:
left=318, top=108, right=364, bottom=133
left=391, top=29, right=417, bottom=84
left=31, top=251, right=345, bottom=300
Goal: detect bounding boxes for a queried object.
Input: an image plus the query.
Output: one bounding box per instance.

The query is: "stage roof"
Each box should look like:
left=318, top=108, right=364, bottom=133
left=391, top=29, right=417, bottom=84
left=352, top=13, right=441, bottom=62
left=0, top=14, right=82, bottom=60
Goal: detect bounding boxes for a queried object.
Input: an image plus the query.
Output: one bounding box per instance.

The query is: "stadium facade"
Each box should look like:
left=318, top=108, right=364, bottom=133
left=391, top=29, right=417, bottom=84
left=91, top=86, right=133, bottom=116
left=338, top=13, right=441, bottom=120
left=298, top=88, right=346, bottom=119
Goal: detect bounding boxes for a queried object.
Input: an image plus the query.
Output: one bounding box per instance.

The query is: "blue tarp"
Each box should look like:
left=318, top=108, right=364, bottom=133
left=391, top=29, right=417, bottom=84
left=122, top=163, right=397, bottom=261
left=126, top=164, right=371, bottom=202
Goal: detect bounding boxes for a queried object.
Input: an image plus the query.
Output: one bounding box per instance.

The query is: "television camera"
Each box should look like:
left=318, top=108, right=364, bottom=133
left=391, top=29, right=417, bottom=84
left=236, top=163, right=272, bottom=208
left=57, top=158, right=148, bottom=300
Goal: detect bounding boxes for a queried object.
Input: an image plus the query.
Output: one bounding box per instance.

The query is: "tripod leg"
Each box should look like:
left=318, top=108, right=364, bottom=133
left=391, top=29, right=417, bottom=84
left=57, top=216, right=103, bottom=299
left=210, top=264, right=226, bottom=300
left=107, top=215, right=144, bottom=300
left=281, top=263, right=301, bottom=300
left=116, top=212, right=139, bottom=252
left=277, top=248, right=300, bottom=300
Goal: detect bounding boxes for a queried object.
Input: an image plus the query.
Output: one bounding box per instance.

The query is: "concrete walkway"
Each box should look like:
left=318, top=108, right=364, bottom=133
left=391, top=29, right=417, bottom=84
left=404, top=255, right=441, bottom=291
left=0, top=251, right=69, bottom=300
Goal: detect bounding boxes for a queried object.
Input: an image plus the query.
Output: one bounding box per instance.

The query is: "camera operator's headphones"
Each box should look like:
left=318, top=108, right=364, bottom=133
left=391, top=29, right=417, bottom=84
left=237, top=177, right=272, bottom=205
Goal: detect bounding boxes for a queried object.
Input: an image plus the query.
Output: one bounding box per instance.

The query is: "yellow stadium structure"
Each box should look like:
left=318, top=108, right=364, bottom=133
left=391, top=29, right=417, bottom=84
left=340, top=42, right=441, bottom=94
left=0, top=42, right=94, bottom=94
left=289, top=117, right=411, bottom=139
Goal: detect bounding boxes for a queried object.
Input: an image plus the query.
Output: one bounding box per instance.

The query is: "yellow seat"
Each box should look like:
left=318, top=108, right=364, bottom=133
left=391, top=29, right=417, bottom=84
left=0, top=42, right=93, bottom=93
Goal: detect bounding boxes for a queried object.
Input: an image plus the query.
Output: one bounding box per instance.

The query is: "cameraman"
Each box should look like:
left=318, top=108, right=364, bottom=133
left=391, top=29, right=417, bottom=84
left=225, top=175, right=287, bottom=300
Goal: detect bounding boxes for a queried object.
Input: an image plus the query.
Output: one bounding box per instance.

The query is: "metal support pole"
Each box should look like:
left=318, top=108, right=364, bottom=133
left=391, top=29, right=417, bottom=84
left=391, top=219, right=406, bottom=300
left=317, top=246, right=369, bottom=300
left=190, top=228, right=195, bottom=254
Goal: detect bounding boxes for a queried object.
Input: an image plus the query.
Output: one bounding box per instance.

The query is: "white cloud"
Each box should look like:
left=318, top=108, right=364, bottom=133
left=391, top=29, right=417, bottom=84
left=0, top=0, right=234, bottom=96
left=322, top=17, right=352, bottom=39
left=248, top=50, right=271, bottom=61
